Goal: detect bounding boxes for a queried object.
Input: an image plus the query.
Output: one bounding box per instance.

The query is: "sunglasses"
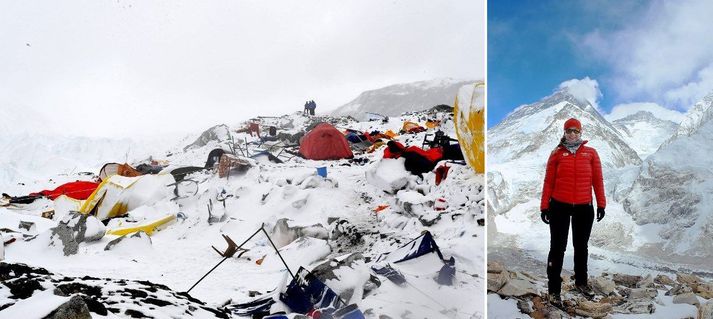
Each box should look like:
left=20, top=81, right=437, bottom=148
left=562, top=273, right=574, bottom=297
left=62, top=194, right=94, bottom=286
left=565, top=129, right=581, bottom=134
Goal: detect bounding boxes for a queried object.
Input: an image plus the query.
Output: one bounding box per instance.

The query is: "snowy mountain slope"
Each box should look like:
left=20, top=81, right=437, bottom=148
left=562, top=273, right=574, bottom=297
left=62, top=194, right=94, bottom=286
left=488, top=89, right=641, bottom=216
left=623, top=91, right=713, bottom=257
left=606, top=104, right=682, bottom=159
left=330, top=78, right=476, bottom=120
left=1, top=110, right=485, bottom=318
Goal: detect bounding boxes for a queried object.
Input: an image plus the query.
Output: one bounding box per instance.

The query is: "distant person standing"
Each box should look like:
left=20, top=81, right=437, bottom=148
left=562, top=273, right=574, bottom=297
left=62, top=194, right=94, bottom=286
left=540, top=118, right=606, bottom=304
left=309, top=100, right=316, bottom=116
left=303, top=101, right=310, bottom=115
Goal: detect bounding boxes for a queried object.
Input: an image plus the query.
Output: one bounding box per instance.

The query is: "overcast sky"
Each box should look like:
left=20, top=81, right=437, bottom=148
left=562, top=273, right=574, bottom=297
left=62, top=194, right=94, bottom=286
left=489, top=0, right=713, bottom=125
left=0, top=0, right=485, bottom=138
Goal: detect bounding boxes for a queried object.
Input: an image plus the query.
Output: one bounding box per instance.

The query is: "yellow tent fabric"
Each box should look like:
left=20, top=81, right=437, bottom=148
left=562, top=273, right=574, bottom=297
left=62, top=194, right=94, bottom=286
left=401, top=121, right=421, bottom=131
left=425, top=120, right=441, bottom=129
left=106, top=214, right=176, bottom=236
left=384, top=130, right=398, bottom=139
left=454, top=82, right=485, bottom=173
left=79, top=174, right=172, bottom=221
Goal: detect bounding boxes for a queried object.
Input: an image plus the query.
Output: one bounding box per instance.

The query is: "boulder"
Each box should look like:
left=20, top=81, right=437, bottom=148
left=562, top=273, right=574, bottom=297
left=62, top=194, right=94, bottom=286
left=666, top=284, right=693, bottom=296
left=488, top=261, right=505, bottom=274
left=612, top=274, right=641, bottom=288
left=487, top=272, right=507, bottom=293
left=574, top=300, right=612, bottom=318
left=49, top=225, right=79, bottom=256
left=699, top=301, right=713, bottom=319
left=676, top=273, right=701, bottom=286
left=653, top=274, right=675, bottom=286
left=628, top=287, right=657, bottom=300
left=637, top=274, right=655, bottom=288
left=672, top=292, right=699, bottom=306
left=614, top=300, right=655, bottom=314
left=45, top=295, right=91, bottom=319
left=498, top=274, right=537, bottom=297
left=695, top=282, right=713, bottom=299
left=590, top=277, right=616, bottom=296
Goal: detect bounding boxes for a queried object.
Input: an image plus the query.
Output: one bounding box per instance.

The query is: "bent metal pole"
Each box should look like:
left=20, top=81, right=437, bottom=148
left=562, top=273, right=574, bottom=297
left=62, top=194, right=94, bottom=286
left=186, top=226, right=263, bottom=294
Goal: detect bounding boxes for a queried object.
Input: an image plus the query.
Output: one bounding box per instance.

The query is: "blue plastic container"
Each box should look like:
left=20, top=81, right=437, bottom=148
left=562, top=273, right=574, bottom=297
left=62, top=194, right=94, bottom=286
left=316, top=166, right=327, bottom=178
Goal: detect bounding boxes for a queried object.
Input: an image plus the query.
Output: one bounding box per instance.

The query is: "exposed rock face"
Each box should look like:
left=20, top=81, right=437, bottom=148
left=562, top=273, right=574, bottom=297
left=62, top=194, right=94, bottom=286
left=0, top=263, right=228, bottom=318
left=183, top=124, right=231, bottom=151
left=331, top=78, right=475, bottom=120
left=623, top=92, right=713, bottom=257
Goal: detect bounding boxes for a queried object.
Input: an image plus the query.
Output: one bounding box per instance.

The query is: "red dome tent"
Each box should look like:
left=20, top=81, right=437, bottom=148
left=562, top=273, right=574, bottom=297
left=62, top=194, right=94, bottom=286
left=299, top=123, right=353, bottom=160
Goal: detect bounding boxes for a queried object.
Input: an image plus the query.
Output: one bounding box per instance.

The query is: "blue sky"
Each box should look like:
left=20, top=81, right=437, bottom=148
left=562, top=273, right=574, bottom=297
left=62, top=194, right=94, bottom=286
left=488, top=0, right=713, bottom=126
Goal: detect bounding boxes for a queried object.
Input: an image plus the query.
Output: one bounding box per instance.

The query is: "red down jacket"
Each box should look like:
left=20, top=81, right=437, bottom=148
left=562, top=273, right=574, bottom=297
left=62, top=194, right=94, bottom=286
left=540, top=141, right=606, bottom=210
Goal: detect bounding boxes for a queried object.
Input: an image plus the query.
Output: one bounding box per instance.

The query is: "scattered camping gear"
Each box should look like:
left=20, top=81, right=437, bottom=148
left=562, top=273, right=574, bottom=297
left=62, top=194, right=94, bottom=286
left=79, top=174, right=173, bottom=221
left=453, top=81, right=485, bottom=173
left=98, top=163, right=142, bottom=180
left=2, top=181, right=99, bottom=205
left=105, top=214, right=176, bottom=236
left=383, top=141, right=443, bottom=176
left=299, top=123, right=353, bottom=160
left=205, top=148, right=227, bottom=168
left=316, top=166, right=328, bottom=178
left=280, top=267, right=342, bottom=313
left=30, top=180, right=100, bottom=200
left=218, top=154, right=252, bottom=178
left=378, top=231, right=444, bottom=263
left=400, top=121, right=426, bottom=134
left=371, top=264, right=406, bottom=286
left=169, top=166, right=205, bottom=183
left=250, top=150, right=284, bottom=164
left=211, top=234, right=249, bottom=258
left=18, top=221, right=36, bottom=233
left=168, top=179, right=199, bottom=200
left=2, top=193, right=42, bottom=205
left=187, top=224, right=295, bottom=294
left=435, top=164, right=451, bottom=186
left=135, top=163, right=165, bottom=175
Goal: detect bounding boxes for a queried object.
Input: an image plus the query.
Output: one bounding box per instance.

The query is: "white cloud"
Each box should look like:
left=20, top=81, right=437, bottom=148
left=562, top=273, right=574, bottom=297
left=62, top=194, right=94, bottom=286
left=0, top=0, right=485, bottom=138
left=579, top=0, right=713, bottom=110
left=558, top=77, right=601, bottom=110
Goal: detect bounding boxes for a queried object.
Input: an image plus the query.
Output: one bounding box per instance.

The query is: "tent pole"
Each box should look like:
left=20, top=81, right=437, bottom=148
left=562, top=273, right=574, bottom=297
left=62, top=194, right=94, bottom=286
left=186, top=226, right=263, bottom=294
left=261, top=228, right=295, bottom=280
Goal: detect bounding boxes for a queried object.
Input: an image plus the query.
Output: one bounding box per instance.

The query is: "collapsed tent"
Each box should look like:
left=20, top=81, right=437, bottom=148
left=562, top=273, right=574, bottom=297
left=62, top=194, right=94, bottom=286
left=299, top=123, right=353, bottom=160
left=383, top=141, right=443, bottom=176
left=400, top=121, right=426, bottom=134
left=2, top=181, right=99, bottom=206
left=79, top=174, right=173, bottom=221
left=374, top=231, right=456, bottom=286
left=278, top=267, right=365, bottom=318
left=32, top=181, right=100, bottom=200
left=454, top=82, right=485, bottom=173
left=98, top=163, right=142, bottom=181
left=381, top=231, right=444, bottom=263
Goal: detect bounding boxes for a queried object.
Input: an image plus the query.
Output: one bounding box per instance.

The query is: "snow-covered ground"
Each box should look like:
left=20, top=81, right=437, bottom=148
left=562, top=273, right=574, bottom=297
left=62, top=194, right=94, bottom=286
left=1, top=110, right=485, bottom=318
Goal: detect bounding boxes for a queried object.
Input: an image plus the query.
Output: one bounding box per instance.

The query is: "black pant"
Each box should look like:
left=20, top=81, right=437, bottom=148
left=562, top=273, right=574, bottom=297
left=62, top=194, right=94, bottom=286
left=547, top=199, right=594, bottom=294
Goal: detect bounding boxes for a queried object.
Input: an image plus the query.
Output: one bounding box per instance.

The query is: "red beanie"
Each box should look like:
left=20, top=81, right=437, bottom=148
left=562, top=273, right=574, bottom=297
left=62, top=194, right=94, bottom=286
left=564, top=118, right=581, bottom=130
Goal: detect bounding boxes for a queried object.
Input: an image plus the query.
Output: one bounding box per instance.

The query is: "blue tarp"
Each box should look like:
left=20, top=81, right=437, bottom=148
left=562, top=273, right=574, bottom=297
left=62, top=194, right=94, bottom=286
left=385, top=231, right=445, bottom=263
left=280, top=267, right=342, bottom=313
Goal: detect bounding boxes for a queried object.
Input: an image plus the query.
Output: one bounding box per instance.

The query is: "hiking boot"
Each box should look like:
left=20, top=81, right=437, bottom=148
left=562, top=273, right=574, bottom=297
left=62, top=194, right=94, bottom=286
left=575, top=284, right=595, bottom=299
left=548, top=293, right=562, bottom=306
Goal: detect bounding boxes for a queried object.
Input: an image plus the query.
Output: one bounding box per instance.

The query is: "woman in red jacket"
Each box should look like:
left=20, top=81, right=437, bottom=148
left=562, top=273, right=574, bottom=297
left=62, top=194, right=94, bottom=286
left=540, top=118, right=606, bottom=304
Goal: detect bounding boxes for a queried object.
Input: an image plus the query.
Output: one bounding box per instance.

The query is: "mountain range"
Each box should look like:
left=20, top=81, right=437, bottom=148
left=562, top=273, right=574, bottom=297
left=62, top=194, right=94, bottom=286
left=330, top=78, right=476, bottom=120
left=488, top=86, right=713, bottom=266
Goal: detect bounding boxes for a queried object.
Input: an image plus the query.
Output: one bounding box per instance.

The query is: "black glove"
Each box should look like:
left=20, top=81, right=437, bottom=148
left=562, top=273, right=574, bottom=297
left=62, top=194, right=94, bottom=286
left=597, top=207, right=605, bottom=222
left=540, top=209, right=550, bottom=224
